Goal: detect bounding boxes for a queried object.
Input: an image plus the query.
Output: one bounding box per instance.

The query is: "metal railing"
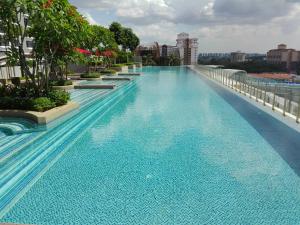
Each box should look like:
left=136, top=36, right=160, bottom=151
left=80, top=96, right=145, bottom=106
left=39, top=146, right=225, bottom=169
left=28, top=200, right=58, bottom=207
left=194, top=65, right=300, bottom=123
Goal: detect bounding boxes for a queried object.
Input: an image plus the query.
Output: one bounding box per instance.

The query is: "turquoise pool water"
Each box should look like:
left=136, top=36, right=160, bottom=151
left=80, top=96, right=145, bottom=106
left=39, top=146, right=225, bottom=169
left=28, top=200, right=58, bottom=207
left=1, top=67, right=300, bottom=224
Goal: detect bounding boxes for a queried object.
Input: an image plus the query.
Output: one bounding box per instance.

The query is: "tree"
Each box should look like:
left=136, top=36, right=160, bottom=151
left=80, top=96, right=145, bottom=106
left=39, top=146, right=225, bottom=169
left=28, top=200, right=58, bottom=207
left=109, top=22, right=140, bottom=51
left=85, top=25, right=118, bottom=51
left=109, top=22, right=123, bottom=47
left=31, top=0, right=90, bottom=87
left=0, top=0, right=90, bottom=96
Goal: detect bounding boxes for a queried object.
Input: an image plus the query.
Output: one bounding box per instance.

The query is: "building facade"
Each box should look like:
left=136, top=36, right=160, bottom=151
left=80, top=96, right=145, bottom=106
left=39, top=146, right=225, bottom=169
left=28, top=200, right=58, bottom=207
left=267, top=44, right=300, bottom=72
left=230, top=51, right=246, bottom=63
left=160, top=45, right=180, bottom=58
left=176, top=33, right=198, bottom=65
left=0, top=14, right=34, bottom=78
left=135, top=42, right=160, bottom=59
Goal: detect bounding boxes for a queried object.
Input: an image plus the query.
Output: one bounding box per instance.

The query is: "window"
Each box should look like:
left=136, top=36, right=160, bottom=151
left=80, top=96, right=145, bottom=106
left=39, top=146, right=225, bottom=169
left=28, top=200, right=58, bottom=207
left=26, top=40, right=33, bottom=48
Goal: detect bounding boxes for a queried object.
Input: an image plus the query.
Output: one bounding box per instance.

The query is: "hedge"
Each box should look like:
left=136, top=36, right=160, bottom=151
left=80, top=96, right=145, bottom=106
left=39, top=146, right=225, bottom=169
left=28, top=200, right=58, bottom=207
left=50, top=80, right=73, bottom=86
left=100, top=69, right=117, bottom=75
left=80, top=73, right=101, bottom=79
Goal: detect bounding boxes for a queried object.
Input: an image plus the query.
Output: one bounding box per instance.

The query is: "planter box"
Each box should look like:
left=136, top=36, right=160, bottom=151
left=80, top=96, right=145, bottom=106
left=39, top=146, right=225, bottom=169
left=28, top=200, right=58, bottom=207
left=135, top=63, right=142, bottom=68
left=110, top=67, right=122, bottom=72
left=0, top=101, right=79, bottom=125
left=52, top=85, right=74, bottom=91
left=81, top=77, right=101, bottom=81
left=128, top=65, right=136, bottom=69
left=110, top=66, right=128, bottom=72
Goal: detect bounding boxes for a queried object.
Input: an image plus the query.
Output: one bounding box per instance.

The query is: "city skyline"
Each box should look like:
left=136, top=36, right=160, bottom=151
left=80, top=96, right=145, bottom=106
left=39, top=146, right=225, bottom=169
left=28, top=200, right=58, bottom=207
left=69, top=0, right=300, bottom=53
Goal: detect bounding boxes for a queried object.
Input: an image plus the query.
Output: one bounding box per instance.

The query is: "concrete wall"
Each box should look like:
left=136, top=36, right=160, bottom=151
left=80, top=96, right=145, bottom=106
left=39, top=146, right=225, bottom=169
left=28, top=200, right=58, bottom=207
left=0, top=66, right=22, bottom=79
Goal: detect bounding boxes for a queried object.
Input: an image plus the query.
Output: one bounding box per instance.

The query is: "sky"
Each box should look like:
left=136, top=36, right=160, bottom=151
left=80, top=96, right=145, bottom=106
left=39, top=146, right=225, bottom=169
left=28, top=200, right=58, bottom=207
left=69, top=0, right=300, bottom=53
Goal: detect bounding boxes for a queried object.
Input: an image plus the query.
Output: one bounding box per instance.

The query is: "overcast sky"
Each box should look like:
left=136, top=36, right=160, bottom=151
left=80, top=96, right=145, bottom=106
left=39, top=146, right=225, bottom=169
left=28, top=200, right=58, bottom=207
left=69, top=0, right=300, bottom=53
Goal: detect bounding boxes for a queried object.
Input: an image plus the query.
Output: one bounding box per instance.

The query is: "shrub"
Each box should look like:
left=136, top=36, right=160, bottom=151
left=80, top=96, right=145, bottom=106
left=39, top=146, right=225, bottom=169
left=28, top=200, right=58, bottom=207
left=100, top=69, right=117, bottom=75
left=14, top=98, right=32, bottom=110
left=112, top=64, right=125, bottom=67
left=48, top=90, right=70, bottom=106
left=50, top=80, right=73, bottom=86
left=30, top=97, right=55, bottom=112
left=0, top=97, right=34, bottom=110
left=80, top=73, right=101, bottom=79
left=0, top=96, right=14, bottom=109
left=11, top=77, right=21, bottom=86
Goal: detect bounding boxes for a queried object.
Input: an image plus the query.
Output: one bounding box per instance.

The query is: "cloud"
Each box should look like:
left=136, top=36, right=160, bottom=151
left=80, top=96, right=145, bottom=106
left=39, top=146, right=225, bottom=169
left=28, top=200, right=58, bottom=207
left=69, top=0, right=300, bottom=52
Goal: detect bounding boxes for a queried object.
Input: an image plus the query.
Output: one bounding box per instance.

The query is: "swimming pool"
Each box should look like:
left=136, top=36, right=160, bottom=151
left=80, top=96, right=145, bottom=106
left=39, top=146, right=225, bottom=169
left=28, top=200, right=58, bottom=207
left=1, top=67, right=300, bottom=224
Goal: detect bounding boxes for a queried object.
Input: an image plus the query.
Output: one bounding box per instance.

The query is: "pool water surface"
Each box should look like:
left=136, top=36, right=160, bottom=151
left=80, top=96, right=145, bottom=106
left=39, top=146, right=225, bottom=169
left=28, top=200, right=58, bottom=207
left=1, top=67, right=300, bottom=224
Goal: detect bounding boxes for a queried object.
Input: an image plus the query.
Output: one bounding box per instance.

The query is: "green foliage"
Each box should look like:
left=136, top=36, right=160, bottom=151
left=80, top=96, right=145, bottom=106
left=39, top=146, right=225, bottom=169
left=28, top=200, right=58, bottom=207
left=0, top=96, right=32, bottom=110
left=224, top=61, right=287, bottom=73
left=112, top=64, right=126, bottom=67
left=80, top=73, right=101, bottom=78
left=142, top=55, right=157, bottom=66
left=116, top=50, right=133, bottom=64
left=48, top=90, right=70, bottom=106
left=100, top=69, right=117, bottom=75
left=85, top=25, right=118, bottom=50
left=158, top=55, right=181, bottom=66
left=50, top=80, right=73, bottom=86
left=0, top=97, right=16, bottom=109
left=31, top=97, right=56, bottom=112
left=109, top=22, right=140, bottom=51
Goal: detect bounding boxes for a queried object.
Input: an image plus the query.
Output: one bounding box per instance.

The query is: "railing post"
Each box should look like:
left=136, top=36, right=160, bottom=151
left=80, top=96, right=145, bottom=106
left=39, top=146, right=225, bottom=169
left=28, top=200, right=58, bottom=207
left=283, top=95, right=287, bottom=116
left=255, top=83, right=258, bottom=102
left=272, top=85, right=276, bottom=111
left=296, top=99, right=300, bottom=123
left=263, top=84, right=267, bottom=106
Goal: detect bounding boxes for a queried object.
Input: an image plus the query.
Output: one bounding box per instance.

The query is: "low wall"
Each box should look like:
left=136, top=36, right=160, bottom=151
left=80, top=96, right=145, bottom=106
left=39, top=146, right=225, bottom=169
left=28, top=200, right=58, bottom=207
left=0, top=101, right=79, bottom=124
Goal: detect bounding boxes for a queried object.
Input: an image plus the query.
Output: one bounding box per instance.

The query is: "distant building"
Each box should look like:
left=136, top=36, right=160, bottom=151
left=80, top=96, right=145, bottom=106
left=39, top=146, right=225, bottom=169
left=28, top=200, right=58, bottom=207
left=230, top=51, right=246, bottom=63
left=176, top=33, right=198, bottom=65
left=135, top=42, right=160, bottom=60
left=267, top=44, right=300, bottom=72
left=160, top=45, right=180, bottom=58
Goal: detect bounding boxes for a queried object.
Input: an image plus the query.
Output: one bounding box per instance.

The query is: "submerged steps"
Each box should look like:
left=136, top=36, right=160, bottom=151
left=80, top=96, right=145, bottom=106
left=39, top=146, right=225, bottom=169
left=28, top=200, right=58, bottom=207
left=0, top=80, right=137, bottom=218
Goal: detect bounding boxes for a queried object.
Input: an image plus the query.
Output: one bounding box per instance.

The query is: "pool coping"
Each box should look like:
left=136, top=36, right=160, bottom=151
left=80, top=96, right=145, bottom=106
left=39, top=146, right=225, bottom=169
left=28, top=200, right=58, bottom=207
left=189, top=66, right=300, bottom=134
left=0, top=101, right=79, bottom=125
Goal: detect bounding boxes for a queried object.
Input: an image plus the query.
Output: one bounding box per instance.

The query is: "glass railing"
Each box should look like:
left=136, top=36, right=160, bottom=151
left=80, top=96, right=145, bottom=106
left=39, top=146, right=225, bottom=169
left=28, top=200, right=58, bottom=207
left=194, top=65, right=300, bottom=123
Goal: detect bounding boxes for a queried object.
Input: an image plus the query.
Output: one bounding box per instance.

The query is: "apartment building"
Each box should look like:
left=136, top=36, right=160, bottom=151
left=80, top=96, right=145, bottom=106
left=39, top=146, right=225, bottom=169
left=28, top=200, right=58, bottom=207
left=160, top=45, right=180, bottom=58
left=176, top=33, right=198, bottom=65
left=267, top=44, right=300, bottom=72
left=0, top=14, right=34, bottom=78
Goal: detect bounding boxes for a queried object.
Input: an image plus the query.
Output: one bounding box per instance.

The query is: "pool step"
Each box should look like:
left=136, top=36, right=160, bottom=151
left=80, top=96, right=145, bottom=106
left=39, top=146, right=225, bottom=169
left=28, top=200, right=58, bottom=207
left=74, top=84, right=115, bottom=89
left=0, top=81, right=137, bottom=218
left=118, top=72, right=141, bottom=76
left=102, top=77, right=131, bottom=81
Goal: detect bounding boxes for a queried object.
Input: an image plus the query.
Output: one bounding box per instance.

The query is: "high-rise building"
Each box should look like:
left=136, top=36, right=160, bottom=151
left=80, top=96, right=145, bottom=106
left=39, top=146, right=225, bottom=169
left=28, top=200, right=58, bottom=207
left=160, top=45, right=180, bottom=58
left=176, top=33, right=198, bottom=65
